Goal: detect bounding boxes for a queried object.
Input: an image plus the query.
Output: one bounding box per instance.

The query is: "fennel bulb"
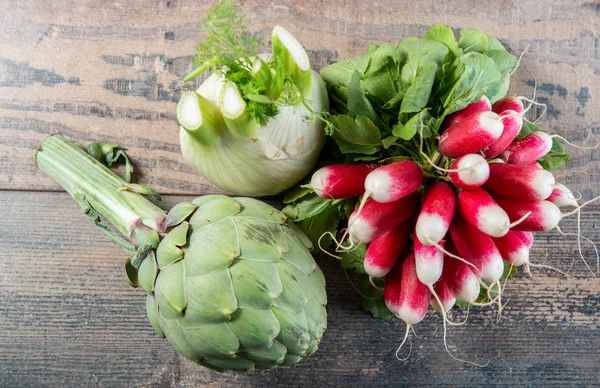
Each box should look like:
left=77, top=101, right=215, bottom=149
left=177, top=2, right=329, bottom=196
left=180, top=68, right=328, bottom=196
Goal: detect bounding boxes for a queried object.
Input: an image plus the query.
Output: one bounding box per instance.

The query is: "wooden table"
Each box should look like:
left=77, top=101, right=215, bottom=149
left=1, top=0, right=599, bottom=386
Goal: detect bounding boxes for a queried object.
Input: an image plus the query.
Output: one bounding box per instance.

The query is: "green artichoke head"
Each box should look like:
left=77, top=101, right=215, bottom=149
left=137, top=195, right=327, bottom=372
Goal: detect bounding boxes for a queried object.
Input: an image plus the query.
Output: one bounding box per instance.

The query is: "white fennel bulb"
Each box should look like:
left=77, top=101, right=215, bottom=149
left=180, top=70, right=328, bottom=196
left=178, top=23, right=329, bottom=196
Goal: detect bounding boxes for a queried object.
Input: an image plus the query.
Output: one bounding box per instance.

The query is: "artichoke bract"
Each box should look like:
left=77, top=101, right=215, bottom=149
left=35, top=134, right=327, bottom=372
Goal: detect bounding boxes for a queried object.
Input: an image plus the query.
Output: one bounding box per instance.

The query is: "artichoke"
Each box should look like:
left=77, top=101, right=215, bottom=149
left=36, top=134, right=327, bottom=372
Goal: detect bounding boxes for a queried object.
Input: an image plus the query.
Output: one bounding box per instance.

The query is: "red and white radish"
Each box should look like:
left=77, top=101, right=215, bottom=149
left=502, top=131, right=553, bottom=164
left=415, top=182, right=456, bottom=246
left=439, top=111, right=504, bottom=158
left=414, top=234, right=444, bottom=285
left=348, top=193, right=419, bottom=244
left=492, top=96, right=524, bottom=115
left=309, top=163, right=377, bottom=199
left=481, top=110, right=523, bottom=159
left=547, top=182, right=578, bottom=208
left=483, top=163, right=555, bottom=201
left=444, top=95, right=492, bottom=129
left=387, top=253, right=432, bottom=326
left=449, top=217, right=504, bottom=282
left=494, top=197, right=561, bottom=232
left=364, top=222, right=411, bottom=278
left=364, top=160, right=423, bottom=203
left=457, top=188, right=511, bottom=237
left=384, top=256, right=404, bottom=316
left=448, top=154, right=490, bottom=189
left=430, top=278, right=456, bottom=315
left=492, top=230, right=531, bottom=266
left=441, top=243, right=481, bottom=303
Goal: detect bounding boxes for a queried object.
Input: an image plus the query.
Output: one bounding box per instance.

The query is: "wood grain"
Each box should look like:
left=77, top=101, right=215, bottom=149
left=0, top=192, right=599, bottom=386
left=1, top=0, right=600, bottom=386
left=0, top=0, right=599, bottom=194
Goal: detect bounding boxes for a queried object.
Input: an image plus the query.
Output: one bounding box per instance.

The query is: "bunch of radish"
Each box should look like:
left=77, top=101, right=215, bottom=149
left=308, top=95, right=584, bottom=344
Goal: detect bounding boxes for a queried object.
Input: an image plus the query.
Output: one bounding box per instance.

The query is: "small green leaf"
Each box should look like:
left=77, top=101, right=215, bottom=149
left=392, top=110, right=433, bottom=140
left=328, top=114, right=382, bottom=155
left=395, top=38, right=448, bottom=85
left=382, top=89, right=406, bottom=110
left=500, top=261, right=518, bottom=282
left=352, top=155, right=382, bottom=162
left=400, top=62, right=438, bottom=114
left=282, top=193, right=336, bottom=222
left=283, top=185, right=313, bottom=204
left=458, top=28, right=489, bottom=53
left=87, top=143, right=134, bottom=183
left=347, top=71, right=379, bottom=123
left=338, top=244, right=367, bottom=274
left=378, top=156, right=412, bottom=164
left=320, top=52, right=370, bottom=89
left=359, top=275, right=394, bottom=320
left=538, top=153, right=570, bottom=171
left=485, top=48, right=517, bottom=76
left=485, top=76, right=511, bottom=104
left=124, top=258, right=139, bottom=288
left=118, top=183, right=162, bottom=201
left=381, top=136, right=399, bottom=149
left=296, top=204, right=340, bottom=251
left=425, top=24, right=461, bottom=58
left=518, top=121, right=537, bottom=138
left=360, top=43, right=401, bottom=106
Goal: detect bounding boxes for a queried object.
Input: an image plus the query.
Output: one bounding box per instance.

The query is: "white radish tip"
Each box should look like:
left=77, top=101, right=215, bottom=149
left=540, top=201, right=561, bottom=230
left=415, top=213, right=447, bottom=245
left=363, top=261, right=388, bottom=279
left=455, top=278, right=481, bottom=304
left=396, top=306, right=425, bottom=326
left=532, top=169, right=556, bottom=200
left=478, top=206, right=511, bottom=237
left=365, top=169, right=392, bottom=202
left=385, top=300, right=400, bottom=315
left=309, top=167, right=330, bottom=194
left=509, top=246, right=530, bottom=267
left=480, top=255, right=504, bottom=282
left=348, top=217, right=374, bottom=244
left=415, top=257, right=443, bottom=285
left=479, top=111, right=504, bottom=138
left=534, top=131, right=553, bottom=148
left=454, top=154, right=490, bottom=186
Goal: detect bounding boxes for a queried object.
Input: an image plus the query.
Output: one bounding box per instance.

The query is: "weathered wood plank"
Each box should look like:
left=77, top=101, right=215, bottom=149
left=0, top=192, right=598, bottom=386
left=0, top=0, right=598, bottom=194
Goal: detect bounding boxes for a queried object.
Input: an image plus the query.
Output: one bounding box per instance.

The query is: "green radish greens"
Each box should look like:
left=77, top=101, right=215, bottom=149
left=178, top=0, right=329, bottom=196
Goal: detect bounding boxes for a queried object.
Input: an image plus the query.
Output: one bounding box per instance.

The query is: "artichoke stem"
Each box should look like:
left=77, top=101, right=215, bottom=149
left=35, top=134, right=167, bottom=238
